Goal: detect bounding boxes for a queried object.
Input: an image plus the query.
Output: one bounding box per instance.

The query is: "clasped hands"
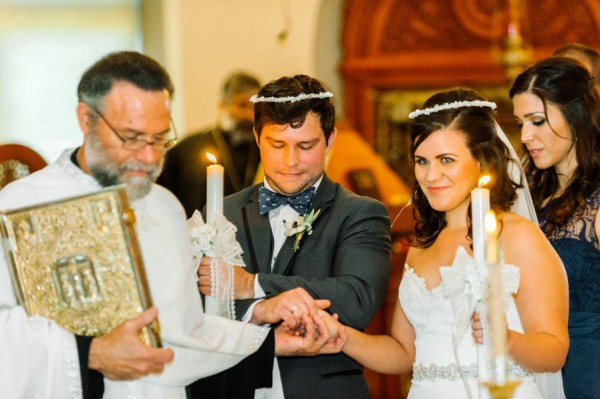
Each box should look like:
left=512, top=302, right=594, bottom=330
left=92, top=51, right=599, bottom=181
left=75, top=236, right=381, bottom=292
left=254, top=286, right=347, bottom=357
left=198, top=255, right=347, bottom=356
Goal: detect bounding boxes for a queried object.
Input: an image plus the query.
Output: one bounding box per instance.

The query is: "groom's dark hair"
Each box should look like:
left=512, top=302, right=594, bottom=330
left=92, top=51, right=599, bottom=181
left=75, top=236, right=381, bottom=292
left=253, top=74, right=335, bottom=140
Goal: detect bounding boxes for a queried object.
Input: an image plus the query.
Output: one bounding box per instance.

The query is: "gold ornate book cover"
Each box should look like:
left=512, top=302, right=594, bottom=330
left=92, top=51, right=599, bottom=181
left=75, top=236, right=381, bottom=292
left=0, top=186, right=161, bottom=347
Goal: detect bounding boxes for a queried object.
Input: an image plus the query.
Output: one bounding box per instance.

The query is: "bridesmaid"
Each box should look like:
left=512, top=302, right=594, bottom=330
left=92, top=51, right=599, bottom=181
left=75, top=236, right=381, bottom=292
left=511, top=56, right=600, bottom=399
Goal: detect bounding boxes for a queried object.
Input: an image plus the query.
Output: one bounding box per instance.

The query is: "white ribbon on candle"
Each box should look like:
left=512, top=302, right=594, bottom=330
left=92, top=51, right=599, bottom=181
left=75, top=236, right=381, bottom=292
left=440, top=246, right=520, bottom=394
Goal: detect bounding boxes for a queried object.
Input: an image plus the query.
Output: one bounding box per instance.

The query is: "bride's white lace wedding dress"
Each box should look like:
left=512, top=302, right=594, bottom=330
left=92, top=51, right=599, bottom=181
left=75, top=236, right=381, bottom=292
left=400, top=246, right=542, bottom=399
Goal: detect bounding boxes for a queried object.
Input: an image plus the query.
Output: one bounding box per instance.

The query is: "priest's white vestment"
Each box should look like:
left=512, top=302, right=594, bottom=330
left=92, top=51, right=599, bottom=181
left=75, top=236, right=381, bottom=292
left=0, top=149, right=269, bottom=398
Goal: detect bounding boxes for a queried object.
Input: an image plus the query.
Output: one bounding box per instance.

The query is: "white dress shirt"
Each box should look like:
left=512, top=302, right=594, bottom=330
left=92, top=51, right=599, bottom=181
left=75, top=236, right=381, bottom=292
left=253, top=177, right=323, bottom=399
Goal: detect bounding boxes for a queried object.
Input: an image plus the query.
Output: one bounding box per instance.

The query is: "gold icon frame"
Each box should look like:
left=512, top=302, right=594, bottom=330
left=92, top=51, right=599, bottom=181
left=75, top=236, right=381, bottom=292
left=1, top=186, right=161, bottom=347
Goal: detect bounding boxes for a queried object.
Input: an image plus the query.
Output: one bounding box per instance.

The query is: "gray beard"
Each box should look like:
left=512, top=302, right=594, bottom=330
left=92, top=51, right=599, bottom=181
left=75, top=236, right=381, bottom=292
left=85, top=133, right=164, bottom=200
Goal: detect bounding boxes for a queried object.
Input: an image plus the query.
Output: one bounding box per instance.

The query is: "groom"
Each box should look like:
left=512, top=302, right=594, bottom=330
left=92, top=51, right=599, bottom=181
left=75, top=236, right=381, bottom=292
left=198, top=74, right=391, bottom=398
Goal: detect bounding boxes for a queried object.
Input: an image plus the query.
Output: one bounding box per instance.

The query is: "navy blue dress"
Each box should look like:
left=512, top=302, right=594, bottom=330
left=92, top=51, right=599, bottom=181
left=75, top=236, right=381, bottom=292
left=539, top=188, right=600, bottom=399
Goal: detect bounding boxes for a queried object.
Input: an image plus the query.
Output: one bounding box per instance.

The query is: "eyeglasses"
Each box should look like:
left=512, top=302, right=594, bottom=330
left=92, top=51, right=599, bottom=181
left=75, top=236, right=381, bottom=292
left=87, top=105, right=178, bottom=151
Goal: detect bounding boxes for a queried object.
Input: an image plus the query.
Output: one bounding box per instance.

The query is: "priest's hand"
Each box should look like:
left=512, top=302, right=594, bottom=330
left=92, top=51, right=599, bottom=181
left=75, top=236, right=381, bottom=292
left=197, top=256, right=254, bottom=299
left=88, top=307, right=174, bottom=380
left=251, top=287, right=330, bottom=329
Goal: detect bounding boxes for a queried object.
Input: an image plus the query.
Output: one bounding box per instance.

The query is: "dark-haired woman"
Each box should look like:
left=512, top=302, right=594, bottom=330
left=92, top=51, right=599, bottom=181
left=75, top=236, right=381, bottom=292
left=511, top=56, right=600, bottom=399
left=320, top=88, right=568, bottom=399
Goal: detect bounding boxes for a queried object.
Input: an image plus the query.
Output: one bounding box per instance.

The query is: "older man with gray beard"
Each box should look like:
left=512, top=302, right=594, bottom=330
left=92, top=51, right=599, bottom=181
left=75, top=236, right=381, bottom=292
left=0, top=51, right=337, bottom=399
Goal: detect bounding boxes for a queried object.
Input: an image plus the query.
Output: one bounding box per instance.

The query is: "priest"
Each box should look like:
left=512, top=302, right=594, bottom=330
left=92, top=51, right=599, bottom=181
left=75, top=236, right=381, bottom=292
left=0, top=51, right=337, bottom=399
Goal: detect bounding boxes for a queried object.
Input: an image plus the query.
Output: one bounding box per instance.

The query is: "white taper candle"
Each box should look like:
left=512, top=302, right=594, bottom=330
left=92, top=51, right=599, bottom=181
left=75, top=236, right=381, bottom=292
left=471, top=175, right=491, bottom=263
left=206, top=152, right=224, bottom=224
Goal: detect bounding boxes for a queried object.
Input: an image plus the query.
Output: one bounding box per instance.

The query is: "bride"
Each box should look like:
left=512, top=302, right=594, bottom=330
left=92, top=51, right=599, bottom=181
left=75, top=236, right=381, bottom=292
left=323, top=88, right=569, bottom=398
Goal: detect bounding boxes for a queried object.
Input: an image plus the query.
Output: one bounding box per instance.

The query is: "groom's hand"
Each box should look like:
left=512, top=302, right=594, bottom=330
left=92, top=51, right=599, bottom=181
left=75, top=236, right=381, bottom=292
left=197, top=256, right=215, bottom=295
left=232, top=265, right=255, bottom=299
left=251, top=287, right=330, bottom=329
left=197, top=256, right=255, bottom=298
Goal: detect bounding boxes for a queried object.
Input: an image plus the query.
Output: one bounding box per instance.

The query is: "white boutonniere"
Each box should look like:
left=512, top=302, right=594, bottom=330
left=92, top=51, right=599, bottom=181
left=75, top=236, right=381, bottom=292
left=283, top=208, right=321, bottom=252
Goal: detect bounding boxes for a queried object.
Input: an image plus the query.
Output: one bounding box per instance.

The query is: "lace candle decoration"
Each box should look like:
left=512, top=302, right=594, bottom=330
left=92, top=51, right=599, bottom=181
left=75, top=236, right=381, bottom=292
left=486, top=210, right=507, bottom=385
left=206, top=152, right=224, bottom=223
left=188, top=211, right=245, bottom=319
left=471, top=175, right=491, bottom=262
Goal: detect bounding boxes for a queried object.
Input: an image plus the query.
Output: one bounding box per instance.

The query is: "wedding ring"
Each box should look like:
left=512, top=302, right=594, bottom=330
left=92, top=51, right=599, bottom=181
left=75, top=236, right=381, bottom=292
left=290, top=305, right=299, bottom=313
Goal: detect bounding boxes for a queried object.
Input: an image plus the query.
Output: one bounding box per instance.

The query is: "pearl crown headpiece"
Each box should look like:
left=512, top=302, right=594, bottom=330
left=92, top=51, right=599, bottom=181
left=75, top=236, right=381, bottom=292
left=408, top=100, right=497, bottom=119
left=250, top=91, right=333, bottom=104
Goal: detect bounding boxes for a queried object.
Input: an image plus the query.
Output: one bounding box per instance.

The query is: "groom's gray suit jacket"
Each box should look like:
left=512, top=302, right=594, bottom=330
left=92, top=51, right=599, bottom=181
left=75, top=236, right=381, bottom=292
left=224, top=174, right=391, bottom=399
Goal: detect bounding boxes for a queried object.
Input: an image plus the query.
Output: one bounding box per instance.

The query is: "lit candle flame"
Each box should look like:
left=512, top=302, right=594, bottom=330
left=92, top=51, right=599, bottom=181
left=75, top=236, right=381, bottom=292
left=206, top=152, right=217, bottom=164
left=478, top=175, right=491, bottom=188
left=485, top=209, right=499, bottom=265
left=485, top=210, right=497, bottom=235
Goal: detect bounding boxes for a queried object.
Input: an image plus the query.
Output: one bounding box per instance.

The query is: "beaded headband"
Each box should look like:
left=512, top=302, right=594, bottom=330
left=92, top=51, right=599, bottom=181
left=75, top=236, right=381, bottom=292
left=408, top=100, right=497, bottom=119
left=250, top=91, right=333, bottom=103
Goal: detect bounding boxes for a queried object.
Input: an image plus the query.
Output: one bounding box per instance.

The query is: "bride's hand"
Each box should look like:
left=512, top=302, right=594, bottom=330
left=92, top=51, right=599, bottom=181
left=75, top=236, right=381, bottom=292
left=471, top=312, right=484, bottom=345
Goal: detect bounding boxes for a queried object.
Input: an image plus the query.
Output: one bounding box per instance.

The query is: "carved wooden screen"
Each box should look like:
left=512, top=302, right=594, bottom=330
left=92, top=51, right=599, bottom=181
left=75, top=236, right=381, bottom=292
left=0, top=144, right=47, bottom=188
left=341, top=0, right=600, bottom=147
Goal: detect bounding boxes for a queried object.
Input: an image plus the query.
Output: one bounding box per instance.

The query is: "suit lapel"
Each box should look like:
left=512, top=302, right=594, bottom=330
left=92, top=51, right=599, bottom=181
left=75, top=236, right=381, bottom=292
left=272, top=175, right=336, bottom=275
left=310, top=175, right=336, bottom=216
left=242, top=188, right=273, bottom=274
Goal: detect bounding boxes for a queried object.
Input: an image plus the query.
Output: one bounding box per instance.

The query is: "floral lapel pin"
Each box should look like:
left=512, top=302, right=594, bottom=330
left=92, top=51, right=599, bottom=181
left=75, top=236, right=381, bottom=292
left=283, top=208, right=321, bottom=252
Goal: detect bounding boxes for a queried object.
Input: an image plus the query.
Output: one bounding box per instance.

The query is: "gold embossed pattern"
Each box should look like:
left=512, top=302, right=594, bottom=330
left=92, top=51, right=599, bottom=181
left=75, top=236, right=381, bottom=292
left=1, top=187, right=159, bottom=347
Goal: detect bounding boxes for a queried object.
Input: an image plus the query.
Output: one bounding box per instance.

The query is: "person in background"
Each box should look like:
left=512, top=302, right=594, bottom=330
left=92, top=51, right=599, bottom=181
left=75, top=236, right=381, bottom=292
left=159, top=71, right=261, bottom=217
left=511, top=56, right=600, bottom=399
left=553, top=43, right=600, bottom=83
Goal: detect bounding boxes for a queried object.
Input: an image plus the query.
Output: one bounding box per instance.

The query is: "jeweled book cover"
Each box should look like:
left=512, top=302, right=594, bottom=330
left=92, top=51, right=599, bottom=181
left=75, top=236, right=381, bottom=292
left=0, top=185, right=161, bottom=347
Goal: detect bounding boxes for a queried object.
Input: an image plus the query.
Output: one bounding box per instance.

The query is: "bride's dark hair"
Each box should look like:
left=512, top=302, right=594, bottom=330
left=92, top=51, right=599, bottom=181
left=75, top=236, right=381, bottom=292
left=409, top=88, right=520, bottom=248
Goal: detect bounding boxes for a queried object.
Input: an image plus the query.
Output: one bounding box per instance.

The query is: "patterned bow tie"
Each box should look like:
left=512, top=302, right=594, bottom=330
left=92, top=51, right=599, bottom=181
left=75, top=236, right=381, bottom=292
left=258, top=186, right=316, bottom=215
